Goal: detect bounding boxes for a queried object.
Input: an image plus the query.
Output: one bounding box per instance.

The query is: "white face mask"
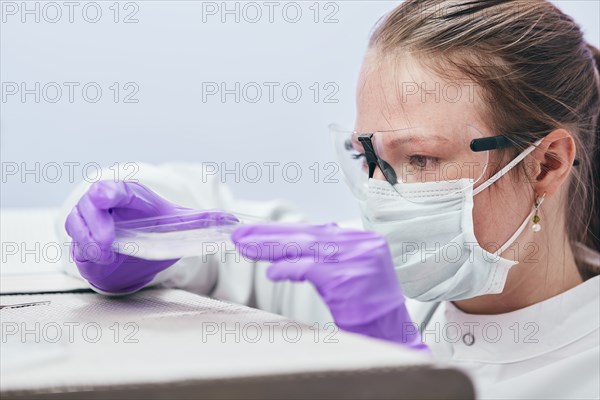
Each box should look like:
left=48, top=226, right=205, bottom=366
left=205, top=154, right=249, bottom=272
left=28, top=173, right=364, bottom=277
left=359, top=142, right=540, bottom=302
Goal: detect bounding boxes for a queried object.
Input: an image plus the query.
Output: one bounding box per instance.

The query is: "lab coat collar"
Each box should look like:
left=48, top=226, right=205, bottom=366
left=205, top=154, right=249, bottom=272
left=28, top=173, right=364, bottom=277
left=442, top=274, right=600, bottom=364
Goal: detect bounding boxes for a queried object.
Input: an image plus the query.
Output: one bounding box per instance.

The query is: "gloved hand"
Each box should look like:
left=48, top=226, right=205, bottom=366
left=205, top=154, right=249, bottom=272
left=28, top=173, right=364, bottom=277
left=232, top=223, right=429, bottom=352
left=65, top=180, right=238, bottom=294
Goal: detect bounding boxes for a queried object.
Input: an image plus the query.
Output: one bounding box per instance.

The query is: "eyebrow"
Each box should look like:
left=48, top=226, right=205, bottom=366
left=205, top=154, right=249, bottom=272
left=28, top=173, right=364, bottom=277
left=384, top=134, right=451, bottom=147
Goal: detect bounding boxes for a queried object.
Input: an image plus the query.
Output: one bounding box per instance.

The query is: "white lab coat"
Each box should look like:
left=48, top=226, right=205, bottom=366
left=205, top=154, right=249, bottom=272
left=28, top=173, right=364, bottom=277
left=56, top=162, right=600, bottom=400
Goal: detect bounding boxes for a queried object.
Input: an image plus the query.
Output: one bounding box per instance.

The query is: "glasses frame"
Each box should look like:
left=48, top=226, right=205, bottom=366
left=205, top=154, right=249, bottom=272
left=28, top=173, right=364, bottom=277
left=356, top=132, right=579, bottom=187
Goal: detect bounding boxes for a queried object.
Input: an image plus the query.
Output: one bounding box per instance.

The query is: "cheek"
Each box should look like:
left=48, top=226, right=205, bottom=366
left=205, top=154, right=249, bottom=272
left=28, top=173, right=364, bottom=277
left=472, top=179, right=533, bottom=250
left=472, top=191, right=500, bottom=249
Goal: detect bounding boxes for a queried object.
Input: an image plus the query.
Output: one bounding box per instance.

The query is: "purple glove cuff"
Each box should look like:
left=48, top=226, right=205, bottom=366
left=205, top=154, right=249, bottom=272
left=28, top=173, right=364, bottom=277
left=324, top=293, right=407, bottom=328
left=336, top=305, right=430, bottom=354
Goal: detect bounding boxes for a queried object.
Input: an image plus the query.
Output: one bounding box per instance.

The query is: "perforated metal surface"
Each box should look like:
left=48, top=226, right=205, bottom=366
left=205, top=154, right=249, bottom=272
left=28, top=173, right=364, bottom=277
left=1, top=289, right=434, bottom=396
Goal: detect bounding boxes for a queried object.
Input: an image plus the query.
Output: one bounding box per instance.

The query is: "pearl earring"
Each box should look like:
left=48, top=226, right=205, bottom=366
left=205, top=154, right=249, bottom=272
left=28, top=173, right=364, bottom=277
left=532, top=194, right=545, bottom=233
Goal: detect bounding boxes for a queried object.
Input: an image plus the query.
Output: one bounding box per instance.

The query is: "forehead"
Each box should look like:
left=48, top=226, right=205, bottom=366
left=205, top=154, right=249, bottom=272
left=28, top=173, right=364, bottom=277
left=355, top=50, right=488, bottom=133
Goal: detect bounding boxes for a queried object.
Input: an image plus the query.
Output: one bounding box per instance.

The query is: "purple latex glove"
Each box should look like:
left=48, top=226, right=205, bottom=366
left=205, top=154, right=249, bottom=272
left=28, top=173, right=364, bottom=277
left=65, top=180, right=238, bottom=294
left=232, top=223, right=429, bottom=352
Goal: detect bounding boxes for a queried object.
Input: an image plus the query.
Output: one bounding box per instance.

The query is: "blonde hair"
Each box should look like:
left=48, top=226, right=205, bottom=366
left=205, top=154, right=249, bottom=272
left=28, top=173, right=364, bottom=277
left=369, top=0, right=600, bottom=278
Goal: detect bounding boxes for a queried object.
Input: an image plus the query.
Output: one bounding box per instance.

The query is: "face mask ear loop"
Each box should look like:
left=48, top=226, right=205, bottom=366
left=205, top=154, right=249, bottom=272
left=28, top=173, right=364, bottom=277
left=494, top=193, right=546, bottom=257
left=494, top=209, right=533, bottom=257
left=473, top=139, right=543, bottom=196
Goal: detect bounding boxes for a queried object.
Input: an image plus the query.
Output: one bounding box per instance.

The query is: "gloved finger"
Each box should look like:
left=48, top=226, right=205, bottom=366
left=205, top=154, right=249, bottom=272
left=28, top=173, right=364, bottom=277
left=87, top=181, right=134, bottom=211
left=65, top=206, right=85, bottom=241
left=233, top=223, right=376, bottom=245
left=233, top=234, right=312, bottom=262
left=65, top=207, right=91, bottom=257
left=265, top=257, right=314, bottom=282
left=232, top=223, right=346, bottom=262
left=233, top=223, right=338, bottom=242
left=65, top=207, right=111, bottom=263
left=76, top=192, right=116, bottom=251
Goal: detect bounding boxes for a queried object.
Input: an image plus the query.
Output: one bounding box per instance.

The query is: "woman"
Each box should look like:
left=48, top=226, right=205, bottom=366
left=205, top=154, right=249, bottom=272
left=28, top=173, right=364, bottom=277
left=61, top=1, right=600, bottom=398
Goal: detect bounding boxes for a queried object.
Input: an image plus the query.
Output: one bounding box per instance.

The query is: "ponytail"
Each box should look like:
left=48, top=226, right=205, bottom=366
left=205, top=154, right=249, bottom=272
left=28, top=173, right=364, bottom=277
left=579, top=43, right=600, bottom=278
left=589, top=44, right=600, bottom=249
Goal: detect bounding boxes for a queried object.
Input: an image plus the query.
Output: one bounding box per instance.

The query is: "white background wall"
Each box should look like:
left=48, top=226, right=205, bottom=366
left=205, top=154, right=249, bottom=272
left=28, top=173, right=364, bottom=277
left=1, top=0, right=599, bottom=222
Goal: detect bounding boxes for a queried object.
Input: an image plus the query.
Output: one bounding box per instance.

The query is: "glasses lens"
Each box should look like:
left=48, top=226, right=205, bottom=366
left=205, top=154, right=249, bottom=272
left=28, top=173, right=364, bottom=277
left=329, top=123, right=490, bottom=202
left=329, top=123, right=370, bottom=200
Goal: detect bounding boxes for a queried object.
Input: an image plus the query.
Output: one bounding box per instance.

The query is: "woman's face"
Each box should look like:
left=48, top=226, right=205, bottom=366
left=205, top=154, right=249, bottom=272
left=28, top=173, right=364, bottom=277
left=354, top=51, right=535, bottom=254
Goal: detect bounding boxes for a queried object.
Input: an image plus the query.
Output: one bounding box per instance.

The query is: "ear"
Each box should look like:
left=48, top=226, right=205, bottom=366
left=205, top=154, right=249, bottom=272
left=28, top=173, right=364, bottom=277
left=530, top=129, right=576, bottom=197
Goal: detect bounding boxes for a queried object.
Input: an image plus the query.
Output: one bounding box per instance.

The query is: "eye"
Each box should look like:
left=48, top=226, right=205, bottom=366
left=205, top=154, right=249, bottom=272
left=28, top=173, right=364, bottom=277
left=344, top=139, right=354, bottom=151
left=408, top=155, right=439, bottom=169
left=351, top=153, right=365, bottom=160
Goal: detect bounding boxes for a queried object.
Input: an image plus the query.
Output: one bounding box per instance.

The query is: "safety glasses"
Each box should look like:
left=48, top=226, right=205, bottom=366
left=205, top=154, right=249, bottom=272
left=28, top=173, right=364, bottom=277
left=330, top=123, right=578, bottom=203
